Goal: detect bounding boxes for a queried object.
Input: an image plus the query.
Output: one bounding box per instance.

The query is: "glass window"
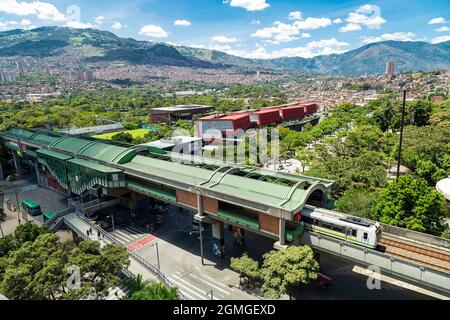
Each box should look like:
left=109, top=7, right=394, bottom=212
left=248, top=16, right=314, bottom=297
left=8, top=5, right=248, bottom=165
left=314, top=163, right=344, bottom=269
left=364, top=232, right=368, bottom=240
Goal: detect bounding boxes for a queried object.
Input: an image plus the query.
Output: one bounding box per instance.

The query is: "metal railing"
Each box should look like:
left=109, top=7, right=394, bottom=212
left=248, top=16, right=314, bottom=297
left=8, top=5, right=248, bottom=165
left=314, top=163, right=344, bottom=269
left=68, top=213, right=188, bottom=300
left=301, top=231, right=450, bottom=296
left=381, top=223, right=450, bottom=250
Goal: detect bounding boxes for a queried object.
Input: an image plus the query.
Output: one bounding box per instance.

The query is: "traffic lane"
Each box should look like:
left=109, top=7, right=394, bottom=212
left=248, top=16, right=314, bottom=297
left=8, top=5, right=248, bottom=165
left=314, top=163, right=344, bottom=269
left=134, top=225, right=256, bottom=300
left=220, top=227, right=432, bottom=300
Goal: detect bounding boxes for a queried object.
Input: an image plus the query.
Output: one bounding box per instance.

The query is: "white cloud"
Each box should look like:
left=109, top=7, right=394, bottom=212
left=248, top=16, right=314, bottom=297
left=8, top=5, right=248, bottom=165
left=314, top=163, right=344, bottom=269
left=431, top=35, right=450, bottom=44
left=251, top=22, right=300, bottom=43
left=360, top=32, right=418, bottom=44
left=333, top=18, right=343, bottom=24
left=139, top=24, right=169, bottom=38
left=208, top=44, right=232, bottom=51
left=65, top=20, right=95, bottom=29
left=189, top=44, right=206, bottom=49
left=212, top=35, right=239, bottom=43
left=428, top=17, right=446, bottom=25
left=288, top=11, right=303, bottom=21
left=20, top=18, right=31, bottom=26
left=174, top=19, right=191, bottom=26
left=0, top=20, right=18, bottom=31
left=94, top=16, right=104, bottom=25
left=434, top=26, right=450, bottom=32
left=252, top=17, right=332, bottom=43
left=217, top=38, right=350, bottom=59
left=250, top=19, right=261, bottom=25
left=339, top=23, right=361, bottom=32
left=0, top=0, right=65, bottom=22
left=294, top=17, right=332, bottom=30
left=227, top=0, right=270, bottom=11
left=111, top=22, right=126, bottom=30
left=340, top=4, right=386, bottom=32
left=301, top=33, right=311, bottom=38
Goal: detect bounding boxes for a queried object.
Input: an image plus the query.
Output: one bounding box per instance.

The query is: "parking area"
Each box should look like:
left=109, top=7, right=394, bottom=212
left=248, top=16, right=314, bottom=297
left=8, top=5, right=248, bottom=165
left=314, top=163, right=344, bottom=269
left=0, top=174, right=69, bottom=234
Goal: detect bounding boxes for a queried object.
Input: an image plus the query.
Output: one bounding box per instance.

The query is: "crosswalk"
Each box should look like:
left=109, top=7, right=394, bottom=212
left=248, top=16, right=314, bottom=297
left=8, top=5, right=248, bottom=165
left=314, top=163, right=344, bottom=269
left=110, top=225, right=150, bottom=245
left=169, top=270, right=235, bottom=300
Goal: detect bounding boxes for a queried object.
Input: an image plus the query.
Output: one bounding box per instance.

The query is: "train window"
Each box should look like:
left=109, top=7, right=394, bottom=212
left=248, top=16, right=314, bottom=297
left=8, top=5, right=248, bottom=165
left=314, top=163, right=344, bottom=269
left=303, top=216, right=313, bottom=224
left=352, top=229, right=357, bottom=237
left=363, top=232, right=368, bottom=240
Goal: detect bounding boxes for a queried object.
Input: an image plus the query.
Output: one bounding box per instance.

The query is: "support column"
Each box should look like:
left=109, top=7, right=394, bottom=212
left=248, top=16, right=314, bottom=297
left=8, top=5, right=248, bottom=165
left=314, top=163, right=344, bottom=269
left=279, top=219, right=286, bottom=246
left=212, top=220, right=225, bottom=256
left=197, top=193, right=205, bottom=265
left=34, top=161, right=40, bottom=186
left=12, top=152, right=21, bottom=175
left=0, top=160, right=4, bottom=180
left=197, top=193, right=204, bottom=217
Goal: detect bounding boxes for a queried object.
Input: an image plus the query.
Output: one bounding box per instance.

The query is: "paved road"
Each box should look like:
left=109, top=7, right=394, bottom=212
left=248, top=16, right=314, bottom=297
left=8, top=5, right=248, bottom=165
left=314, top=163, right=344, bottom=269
left=104, top=204, right=434, bottom=300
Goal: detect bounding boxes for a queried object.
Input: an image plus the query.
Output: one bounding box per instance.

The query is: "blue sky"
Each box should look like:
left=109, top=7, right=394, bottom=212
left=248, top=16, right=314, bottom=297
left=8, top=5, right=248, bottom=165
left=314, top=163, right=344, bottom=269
left=1, top=0, right=450, bottom=59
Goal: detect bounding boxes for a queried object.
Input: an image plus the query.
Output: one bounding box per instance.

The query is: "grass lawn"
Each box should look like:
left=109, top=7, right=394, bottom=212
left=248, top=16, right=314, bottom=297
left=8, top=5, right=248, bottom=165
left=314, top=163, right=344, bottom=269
left=93, top=128, right=151, bottom=140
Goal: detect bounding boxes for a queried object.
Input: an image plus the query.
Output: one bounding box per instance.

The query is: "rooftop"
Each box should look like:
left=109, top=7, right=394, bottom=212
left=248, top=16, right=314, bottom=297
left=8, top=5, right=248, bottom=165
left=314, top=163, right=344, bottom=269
left=1, top=128, right=335, bottom=213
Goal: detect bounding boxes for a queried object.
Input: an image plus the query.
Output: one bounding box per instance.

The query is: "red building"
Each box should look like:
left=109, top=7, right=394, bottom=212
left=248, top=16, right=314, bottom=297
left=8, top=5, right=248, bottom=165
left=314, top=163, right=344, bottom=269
left=302, top=102, right=318, bottom=115
left=253, top=109, right=282, bottom=127
left=279, top=105, right=305, bottom=121
left=195, top=113, right=252, bottom=137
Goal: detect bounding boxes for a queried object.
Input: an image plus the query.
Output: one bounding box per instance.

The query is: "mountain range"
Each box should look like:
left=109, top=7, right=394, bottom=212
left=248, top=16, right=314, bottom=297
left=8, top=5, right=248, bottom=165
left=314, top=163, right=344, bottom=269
left=1, top=26, right=449, bottom=76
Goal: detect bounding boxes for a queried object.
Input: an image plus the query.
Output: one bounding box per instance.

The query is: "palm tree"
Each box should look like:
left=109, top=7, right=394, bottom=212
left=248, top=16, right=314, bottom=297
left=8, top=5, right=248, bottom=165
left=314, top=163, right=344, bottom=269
left=124, top=274, right=149, bottom=295
left=131, top=282, right=179, bottom=300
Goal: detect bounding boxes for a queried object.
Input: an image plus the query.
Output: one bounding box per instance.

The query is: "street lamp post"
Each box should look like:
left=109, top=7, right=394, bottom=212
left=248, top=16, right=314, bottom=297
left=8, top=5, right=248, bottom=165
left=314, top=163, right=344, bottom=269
left=199, top=223, right=205, bottom=265
left=111, top=213, right=116, bottom=241
left=397, top=90, right=407, bottom=179
left=14, top=189, right=21, bottom=224
left=151, top=242, right=160, bottom=270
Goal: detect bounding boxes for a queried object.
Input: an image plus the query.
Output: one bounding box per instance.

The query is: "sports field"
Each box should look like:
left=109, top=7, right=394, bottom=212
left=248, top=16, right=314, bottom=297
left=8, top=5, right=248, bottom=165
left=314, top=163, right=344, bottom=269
left=93, top=128, right=151, bottom=140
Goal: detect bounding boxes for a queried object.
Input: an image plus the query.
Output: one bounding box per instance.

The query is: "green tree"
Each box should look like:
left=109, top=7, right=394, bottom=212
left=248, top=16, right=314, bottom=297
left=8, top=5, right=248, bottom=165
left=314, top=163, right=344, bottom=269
left=334, top=189, right=381, bottom=218
left=111, top=132, right=133, bottom=144
left=441, top=229, right=450, bottom=239
left=260, top=246, right=319, bottom=300
left=131, top=282, right=179, bottom=300
left=230, top=253, right=260, bottom=288
left=294, top=149, right=316, bottom=173
left=372, top=176, right=446, bottom=234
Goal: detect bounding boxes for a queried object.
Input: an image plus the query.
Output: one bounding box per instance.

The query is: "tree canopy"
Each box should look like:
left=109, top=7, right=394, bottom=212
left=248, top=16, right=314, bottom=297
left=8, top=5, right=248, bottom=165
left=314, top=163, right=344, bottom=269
left=372, top=176, right=446, bottom=235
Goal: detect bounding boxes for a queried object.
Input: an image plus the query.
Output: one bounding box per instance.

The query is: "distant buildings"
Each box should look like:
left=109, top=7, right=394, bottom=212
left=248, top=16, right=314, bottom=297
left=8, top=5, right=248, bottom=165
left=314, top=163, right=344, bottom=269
left=77, top=70, right=94, bottom=81
left=0, top=72, right=17, bottom=83
left=149, top=104, right=214, bottom=124
left=385, top=60, right=395, bottom=78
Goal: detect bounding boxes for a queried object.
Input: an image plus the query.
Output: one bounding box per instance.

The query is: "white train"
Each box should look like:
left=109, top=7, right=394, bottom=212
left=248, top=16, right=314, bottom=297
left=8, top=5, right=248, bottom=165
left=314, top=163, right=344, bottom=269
left=300, top=205, right=382, bottom=249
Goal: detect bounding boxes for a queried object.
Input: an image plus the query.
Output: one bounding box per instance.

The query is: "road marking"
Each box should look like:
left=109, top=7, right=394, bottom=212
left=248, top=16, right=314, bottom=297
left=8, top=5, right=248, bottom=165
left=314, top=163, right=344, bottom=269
left=123, top=227, right=147, bottom=237
left=352, top=266, right=449, bottom=300
left=169, top=276, right=208, bottom=300
left=127, top=225, right=148, bottom=234
left=127, top=234, right=156, bottom=251
left=194, top=266, right=235, bottom=291
left=188, top=274, right=230, bottom=295
left=172, top=274, right=219, bottom=300
left=110, top=231, right=135, bottom=243
left=114, top=230, right=136, bottom=241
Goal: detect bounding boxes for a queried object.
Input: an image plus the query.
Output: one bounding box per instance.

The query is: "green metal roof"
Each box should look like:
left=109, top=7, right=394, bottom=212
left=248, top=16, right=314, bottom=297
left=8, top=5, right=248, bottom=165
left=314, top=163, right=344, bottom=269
left=36, top=148, right=73, bottom=161
left=68, top=158, right=123, bottom=174
left=1, top=128, right=335, bottom=213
